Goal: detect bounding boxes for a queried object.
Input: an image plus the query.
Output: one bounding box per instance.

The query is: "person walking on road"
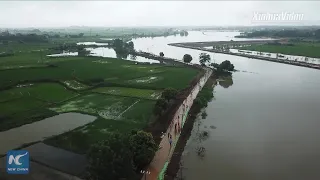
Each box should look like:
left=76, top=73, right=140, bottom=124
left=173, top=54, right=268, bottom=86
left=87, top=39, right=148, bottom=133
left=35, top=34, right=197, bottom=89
left=169, top=135, right=173, bottom=148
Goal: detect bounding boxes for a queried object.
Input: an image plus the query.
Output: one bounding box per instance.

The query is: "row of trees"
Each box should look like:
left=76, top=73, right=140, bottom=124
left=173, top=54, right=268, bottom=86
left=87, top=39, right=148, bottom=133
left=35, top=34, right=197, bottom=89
left=87, top=130, right=158, bottom=180
left=237, top=29, right=320, bottom=39
left=0, top=32, right=49, bottom=43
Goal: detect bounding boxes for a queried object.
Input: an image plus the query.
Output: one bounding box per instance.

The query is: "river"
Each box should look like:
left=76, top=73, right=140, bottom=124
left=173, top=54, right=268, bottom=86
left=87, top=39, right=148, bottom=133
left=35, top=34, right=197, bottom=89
left=130, top=31, right=320, bottom=180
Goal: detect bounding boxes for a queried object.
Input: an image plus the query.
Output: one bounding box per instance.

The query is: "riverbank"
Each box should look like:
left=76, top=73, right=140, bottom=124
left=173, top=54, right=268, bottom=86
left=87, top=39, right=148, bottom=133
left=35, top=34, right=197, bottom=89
left=170, top=39, right=276, bottom=48
left=238, top=43, right=320, bottom=58
left=169, top=43, right=320, bottom=70
left=163, top=75, right=216, bottom=180
left=142, top=68, right=212, bottom=180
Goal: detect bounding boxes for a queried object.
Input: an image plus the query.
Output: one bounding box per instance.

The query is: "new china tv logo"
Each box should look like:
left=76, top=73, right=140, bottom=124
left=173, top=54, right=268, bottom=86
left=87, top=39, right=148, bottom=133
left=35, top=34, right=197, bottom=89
left=6, top=150, right=29, bottom=174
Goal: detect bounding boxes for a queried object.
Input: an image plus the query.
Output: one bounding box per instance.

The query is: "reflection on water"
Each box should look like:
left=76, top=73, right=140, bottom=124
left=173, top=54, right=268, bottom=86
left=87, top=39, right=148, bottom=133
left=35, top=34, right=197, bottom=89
left=218, top=76, right=234, bottom=89
left=77, top=42, right=108, bottom=46
left=47, top=51, right=78, bottom=57
left=0, top=113, right=96, bottom=155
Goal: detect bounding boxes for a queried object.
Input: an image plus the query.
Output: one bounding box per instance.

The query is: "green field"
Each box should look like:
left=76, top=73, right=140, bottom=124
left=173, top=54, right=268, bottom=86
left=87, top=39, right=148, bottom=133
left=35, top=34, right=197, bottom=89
left=92, top=87, right=161, bottom=100
left=44, top=94, right=157, bottom=153
left=0, top=52, right=199, bottom=153
left=238, top=43, right=320, bottom=58
left=0, top=83, right=77, bottom=103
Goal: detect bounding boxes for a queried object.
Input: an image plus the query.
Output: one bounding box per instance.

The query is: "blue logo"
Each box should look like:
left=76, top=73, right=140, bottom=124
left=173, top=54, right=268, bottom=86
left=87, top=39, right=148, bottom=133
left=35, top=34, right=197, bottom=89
left=6, top=150, right=29, bottom=174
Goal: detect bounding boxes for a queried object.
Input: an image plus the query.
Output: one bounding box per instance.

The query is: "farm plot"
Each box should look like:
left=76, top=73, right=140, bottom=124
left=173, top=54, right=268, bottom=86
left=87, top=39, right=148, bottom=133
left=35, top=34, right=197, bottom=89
left=92, top=87, right=161, bottom=100
left=62, top=80, right=89, bottom=90
left=0, top=83, right=78, bottom=103
left=49, top=93, right=138, bottom=120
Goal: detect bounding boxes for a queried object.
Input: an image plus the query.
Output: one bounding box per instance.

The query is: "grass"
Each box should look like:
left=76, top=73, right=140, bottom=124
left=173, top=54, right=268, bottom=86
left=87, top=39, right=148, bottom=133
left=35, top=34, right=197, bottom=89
left=0, top=108, right=57, bottom=132
left=0, top=51, right=200, bottom=155
left=124, top=67, right=199, bottom=90
left=44, top=118, right=146, bottom=154
left=0, top=42, right=54, bottom=53
left=62, top=80, right=89, bottom=90
left=44, top=97, right=156, bottom=154
left=49, top=93, right=137, bottom=119
left=0, top=83, right=77, bottom=103
left=238, top=43, right=320, bottom=58
left=0, top=56, right=198, bottom=90
left=92, top=87, right=161, bottom=100
left=0, top=97, right=46, bottom=115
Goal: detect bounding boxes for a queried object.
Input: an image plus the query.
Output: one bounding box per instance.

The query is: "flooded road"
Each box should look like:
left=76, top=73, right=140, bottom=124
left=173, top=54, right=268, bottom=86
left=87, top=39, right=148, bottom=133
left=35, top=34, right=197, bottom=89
left=0, top=113, right=96, bottom=155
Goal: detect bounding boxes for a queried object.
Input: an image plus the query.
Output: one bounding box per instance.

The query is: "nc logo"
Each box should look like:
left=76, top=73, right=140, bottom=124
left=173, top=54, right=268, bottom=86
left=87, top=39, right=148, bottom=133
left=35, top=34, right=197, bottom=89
left=6, top=150, right=29, bottom=174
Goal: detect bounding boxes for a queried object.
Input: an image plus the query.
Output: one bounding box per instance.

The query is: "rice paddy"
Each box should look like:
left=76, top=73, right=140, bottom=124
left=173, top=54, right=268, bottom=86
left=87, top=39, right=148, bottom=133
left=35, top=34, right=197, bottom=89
left=0, top=53, right=200, bottom=153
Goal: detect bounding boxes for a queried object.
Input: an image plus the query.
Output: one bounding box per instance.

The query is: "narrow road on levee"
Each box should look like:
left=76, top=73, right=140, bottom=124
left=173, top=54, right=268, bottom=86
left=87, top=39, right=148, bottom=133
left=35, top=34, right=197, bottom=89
left=142, top=67, right=212, bottom=180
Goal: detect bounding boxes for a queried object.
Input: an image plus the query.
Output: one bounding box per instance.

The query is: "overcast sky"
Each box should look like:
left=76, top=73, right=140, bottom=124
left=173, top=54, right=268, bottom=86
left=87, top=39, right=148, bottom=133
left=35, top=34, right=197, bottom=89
left=0, top=1, right=319, bottom=28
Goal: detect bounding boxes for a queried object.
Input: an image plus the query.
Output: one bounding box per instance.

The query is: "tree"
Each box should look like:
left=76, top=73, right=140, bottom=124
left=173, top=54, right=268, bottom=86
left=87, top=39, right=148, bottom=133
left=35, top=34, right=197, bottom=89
left=86, top=133, right=135, bottom=180
left=199, top=53, right=211, bottom=66
left=210, top=63, right=219, bottom=69
left=159, top=52, right=164, bottom=57
left=129, top=131, right=158, bottom=170
left=112, top=39, right=124, bottom=49
left=161, top=88, right=178, bottom=101
left=154, top=98, right=168, bottom=115
left=127, top=41, right=134, bottom=50
left=183, top=54, right=193, bottom=63
left=219, top=60, right=234, bottom=71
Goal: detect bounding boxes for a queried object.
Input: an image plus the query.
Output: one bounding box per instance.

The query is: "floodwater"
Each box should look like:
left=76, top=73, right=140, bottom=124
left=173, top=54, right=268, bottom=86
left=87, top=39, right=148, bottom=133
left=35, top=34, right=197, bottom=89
left=47, top=51, right=78, bottom=57
left=129, top=31, right=320, bottom=180
left=230, top=49, right=320, bottom=65
left=47, top=47, right=160, bottom=63
left=0, top=113, right=96, bottom=155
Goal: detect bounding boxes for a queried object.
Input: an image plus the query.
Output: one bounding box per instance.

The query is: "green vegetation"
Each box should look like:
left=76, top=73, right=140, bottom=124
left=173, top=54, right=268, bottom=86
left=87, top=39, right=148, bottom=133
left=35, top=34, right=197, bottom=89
left=199, top=53, right=211, bottom=66
left=193, top=79, right=215, bottom=111
left=62, top=80, right=89, bottom=90
left=238, top=43, right=320, bottom=58
left=236, top=29, right=320, bottom=39
left=0, top=55, right=198, bottom=134
left=0, top=83, right=77, bottom=131
left=86, top=131, right=157, bottom=180
left=93, top=87, right=161, bottom=100
left=183, top=54, right=193, bottom=63
left=153, top=88, right=178, bottom=117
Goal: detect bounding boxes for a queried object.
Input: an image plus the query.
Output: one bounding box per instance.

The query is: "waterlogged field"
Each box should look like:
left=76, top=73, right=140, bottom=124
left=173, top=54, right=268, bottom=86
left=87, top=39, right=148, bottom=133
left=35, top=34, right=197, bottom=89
left=45, top=99, right=156, bottom=153
left=238, top=42, right=320, bottom=58
left=0, top=54, right=199, bottom=153
left=62, top=80, right=89, bottom=90
left=50, top=93, right=137, bottom=119
left=92, top=87, right=161, bottom=100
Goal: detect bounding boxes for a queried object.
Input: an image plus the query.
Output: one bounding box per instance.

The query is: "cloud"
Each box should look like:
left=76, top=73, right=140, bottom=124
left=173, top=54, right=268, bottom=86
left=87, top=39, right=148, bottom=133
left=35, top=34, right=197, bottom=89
left=0, top=1, right=319, bottom=28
